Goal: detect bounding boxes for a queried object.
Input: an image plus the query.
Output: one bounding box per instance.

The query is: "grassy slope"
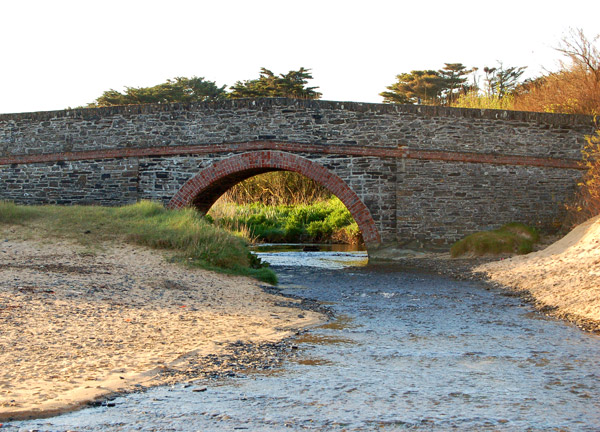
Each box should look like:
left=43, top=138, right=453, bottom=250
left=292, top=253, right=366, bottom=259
left=0, top=201, right=277, bottom=284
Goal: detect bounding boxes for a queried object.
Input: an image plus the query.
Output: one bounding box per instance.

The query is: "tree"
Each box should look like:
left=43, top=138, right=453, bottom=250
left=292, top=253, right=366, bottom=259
left=381, top=63, right=477, bottom=105
left=380, top=70, right=447, bottom=104
left=482, top=63, right=527, bottom=98
left=438, top=63, right=475, bottom=104
left=512, top=29, right=600, bottom=115
left=91, top=76, right=227, bottom=107
left=556, top=28, right=600, bottom=81
left=228, top=67, right=321, bottom=99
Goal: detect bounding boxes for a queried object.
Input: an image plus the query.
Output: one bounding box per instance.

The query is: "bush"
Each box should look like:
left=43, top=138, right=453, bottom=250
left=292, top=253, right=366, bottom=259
left=513, top=29, right=599, bottom=116
left=450, top=223, right=539, bottom=257
left=566, top=127, right=600, bottom=225
left=451, top=91, right=515, bottom=110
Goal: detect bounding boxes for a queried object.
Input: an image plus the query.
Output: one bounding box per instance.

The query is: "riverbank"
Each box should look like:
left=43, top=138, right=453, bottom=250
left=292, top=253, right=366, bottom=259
left=0, top=232, right=325, bottom=421
left=374, top=216, right=600, bottom=333
left=475, top=215, right=600, bottom=332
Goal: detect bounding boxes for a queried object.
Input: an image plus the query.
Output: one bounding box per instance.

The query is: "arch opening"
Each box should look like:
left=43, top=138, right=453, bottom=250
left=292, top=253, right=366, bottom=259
left=168, top=151, right=381, bottom=249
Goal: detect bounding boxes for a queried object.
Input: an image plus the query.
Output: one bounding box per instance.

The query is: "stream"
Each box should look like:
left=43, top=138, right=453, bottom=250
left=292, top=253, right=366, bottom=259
left=7, top=246, right=600, bottom=431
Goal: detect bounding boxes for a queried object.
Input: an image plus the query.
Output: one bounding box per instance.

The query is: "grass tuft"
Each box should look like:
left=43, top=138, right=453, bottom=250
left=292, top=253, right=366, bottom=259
left=0, top=200, right=277, bottom=284
left=450, top=222, right=539, bottom=258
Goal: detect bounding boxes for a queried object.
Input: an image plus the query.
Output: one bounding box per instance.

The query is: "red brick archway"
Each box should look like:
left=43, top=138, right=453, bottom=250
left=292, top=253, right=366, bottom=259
left=168, top=151, right=381, bottom=246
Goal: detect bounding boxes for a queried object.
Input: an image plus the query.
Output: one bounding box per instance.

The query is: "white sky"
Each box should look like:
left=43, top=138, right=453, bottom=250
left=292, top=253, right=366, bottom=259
left=1, top=0, right=598, bottom=114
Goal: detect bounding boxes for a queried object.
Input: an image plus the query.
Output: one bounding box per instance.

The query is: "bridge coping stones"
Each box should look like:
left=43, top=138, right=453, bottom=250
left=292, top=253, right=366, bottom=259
left=0, top=98, right=595, bottom=126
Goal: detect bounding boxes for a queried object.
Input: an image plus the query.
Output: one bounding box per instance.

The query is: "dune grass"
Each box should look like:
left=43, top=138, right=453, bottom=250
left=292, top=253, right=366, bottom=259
left=450, top=222, right=540, bottom=258
left=208, top=197, right=363, bottom=245
left=0, top=200, right=277, bottom=284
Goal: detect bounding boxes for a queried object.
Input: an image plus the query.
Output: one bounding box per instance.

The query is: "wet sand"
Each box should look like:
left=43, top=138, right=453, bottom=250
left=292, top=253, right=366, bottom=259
left=0, top=232, right=324, bottom=421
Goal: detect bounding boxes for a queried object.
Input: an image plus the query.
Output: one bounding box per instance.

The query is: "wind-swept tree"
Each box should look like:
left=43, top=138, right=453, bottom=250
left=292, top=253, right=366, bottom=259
left=91, top=77, right=227, bottom=107
left=228, top=67, right=321, bottom=99
left=438, top=63, right=475, bottom=104
left=380, top=70, right=447, bottom=104
left=483, top=63, right=527, bottom=98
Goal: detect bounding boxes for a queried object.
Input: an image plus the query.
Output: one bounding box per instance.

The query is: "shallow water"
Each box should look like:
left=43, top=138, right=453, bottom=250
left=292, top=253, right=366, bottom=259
left=7, top=248, right=600, bottom=431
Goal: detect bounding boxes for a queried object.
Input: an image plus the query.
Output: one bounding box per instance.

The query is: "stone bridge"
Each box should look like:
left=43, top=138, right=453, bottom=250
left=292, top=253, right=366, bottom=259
left=0, top=99, right=595, bottom=253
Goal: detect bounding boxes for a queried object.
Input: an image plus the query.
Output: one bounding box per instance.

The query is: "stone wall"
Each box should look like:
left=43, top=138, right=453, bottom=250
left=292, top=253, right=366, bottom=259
left=0, top=99, right=592, bottom=159
left=0, top=99, right=594, bottom=249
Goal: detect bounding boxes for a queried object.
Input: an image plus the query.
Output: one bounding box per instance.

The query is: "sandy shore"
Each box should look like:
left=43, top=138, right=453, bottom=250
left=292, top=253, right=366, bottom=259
left=0, top=231, right=325, bottom=421
left=475, top=215, right=600, bottom=331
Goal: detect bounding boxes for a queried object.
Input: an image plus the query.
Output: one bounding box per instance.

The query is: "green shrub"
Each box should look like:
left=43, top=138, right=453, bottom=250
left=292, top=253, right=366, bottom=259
left=450, top=222, right=539, bottom=257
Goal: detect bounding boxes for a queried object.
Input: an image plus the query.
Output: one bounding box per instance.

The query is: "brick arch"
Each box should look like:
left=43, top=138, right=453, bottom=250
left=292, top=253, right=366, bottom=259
left=168, top=151, right=381, bottom=246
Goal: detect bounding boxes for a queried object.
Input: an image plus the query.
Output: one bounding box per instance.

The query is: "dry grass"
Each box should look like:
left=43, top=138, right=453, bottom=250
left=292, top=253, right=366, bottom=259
left=565, top=128, right=600, bottom=226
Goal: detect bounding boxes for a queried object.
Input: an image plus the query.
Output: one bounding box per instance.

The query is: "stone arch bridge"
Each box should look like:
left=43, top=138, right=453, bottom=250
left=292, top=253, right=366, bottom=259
left=0, top=99, right=594, bottom=253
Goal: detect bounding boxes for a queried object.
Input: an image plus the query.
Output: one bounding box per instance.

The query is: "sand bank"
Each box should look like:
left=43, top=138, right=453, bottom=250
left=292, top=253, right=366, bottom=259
left=475, top=215, right=600, bottom=331
left=0, top=234, right=324, bottom=421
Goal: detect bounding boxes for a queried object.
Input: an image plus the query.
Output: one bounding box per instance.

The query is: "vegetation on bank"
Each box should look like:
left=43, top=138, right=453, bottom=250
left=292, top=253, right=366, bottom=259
left=208, top=197, right=362, bottom=245
left=207, top=171, right=363, bottom=245
left=219, top=171, right=332, bottom=206
left=0, top=200, right=277, bottom=284
left=450, top=223, right=540, bottom=258
left=566, top=127, right=600, bottom=225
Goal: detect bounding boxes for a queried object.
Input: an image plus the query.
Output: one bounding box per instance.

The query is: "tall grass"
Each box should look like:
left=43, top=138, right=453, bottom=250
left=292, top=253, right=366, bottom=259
left=451, top=91, right=516, bottom=110
left=208, top=197, right=363, bottom=245
left=221, top=171, right=332, bottom=206
left=0, top=200, right=277, bottom=284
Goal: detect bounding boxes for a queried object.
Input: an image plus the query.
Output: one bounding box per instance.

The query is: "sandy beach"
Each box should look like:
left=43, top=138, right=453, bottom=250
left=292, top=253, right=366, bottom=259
left=0, top=231, right=324, bottom=421
left=475, top=215, right=600, bottom=331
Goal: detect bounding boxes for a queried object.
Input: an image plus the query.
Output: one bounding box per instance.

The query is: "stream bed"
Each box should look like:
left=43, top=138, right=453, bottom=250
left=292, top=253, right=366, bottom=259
left=7, top=247, right=600, bottom=431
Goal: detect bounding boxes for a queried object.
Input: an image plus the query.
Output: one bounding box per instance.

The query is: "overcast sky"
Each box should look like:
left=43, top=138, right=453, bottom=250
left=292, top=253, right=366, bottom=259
left=1, top=0, right=598, bottom=114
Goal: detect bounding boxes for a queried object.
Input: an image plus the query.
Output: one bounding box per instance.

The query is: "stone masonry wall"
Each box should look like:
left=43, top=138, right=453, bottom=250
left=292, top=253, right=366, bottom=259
left=0, top=99, right=594, bottom=248
left=0, top=99, right=593, bottom=159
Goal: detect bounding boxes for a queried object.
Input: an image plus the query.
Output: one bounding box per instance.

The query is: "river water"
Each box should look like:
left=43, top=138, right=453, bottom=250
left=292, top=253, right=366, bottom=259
left=7, top=247, right=600, bottom=431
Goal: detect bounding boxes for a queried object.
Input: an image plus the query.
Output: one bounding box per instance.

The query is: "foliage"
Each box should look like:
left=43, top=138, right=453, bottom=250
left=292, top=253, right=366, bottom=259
left=91, top=76, right=227, bottom=107
left=380, top=69, right=448, bottom=104
left=437, top=63, right=476, bottom=104
left=482, top=63, right=527, bottom=98
left=380, top=62, right=524, bottom=106
left=450, top=222, right=539, bottom=257
left=512, top=29, right=600, bottom=115
left=228, top=67, right=321, bottom=99
left=451, top=90, right=515, bottom=110
left=0, top=200, right=277, bottom=284
left=221, top=171, right=332, bottom=206
left=208, top=197, right=363, bottom=245
left=565, top=127, right=600, bottom=224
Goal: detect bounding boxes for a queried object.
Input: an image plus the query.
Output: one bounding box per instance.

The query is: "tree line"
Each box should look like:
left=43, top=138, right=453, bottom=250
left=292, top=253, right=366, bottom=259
left=381, top=29, right=599, bottom=116
left=90, top=29, right=598, bottom=117
left=89, top=67, right=321, bottom=107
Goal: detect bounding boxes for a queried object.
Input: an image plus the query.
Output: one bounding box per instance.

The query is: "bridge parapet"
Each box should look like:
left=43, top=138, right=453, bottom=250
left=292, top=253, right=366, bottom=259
left=0, top=99, right=594, bottom=160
